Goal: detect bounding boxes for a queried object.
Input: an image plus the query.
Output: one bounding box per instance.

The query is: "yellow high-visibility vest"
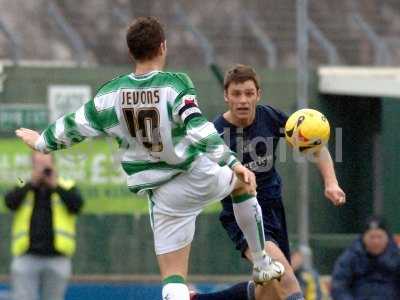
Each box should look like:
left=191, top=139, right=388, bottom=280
left=11, top=179, right=77, bottom=257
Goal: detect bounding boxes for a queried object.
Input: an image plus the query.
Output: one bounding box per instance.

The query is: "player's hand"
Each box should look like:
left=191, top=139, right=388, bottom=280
left=233, top=164, right=257, bottom=192
left=325, top=183, right=346, bottom=206
left=16, top=128, right=40, bottom=150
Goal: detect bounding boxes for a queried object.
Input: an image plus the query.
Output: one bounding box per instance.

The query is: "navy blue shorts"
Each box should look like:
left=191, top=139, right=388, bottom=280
left=219, top=197, right=291, bottom=262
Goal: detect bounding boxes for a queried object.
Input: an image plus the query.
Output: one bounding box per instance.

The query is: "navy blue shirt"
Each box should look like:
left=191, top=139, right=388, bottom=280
left=213, top=105, right=288, bottom=205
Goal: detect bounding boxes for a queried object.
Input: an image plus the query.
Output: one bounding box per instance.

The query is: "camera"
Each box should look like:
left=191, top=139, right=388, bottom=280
left=43, top=167, right=53, bottom=177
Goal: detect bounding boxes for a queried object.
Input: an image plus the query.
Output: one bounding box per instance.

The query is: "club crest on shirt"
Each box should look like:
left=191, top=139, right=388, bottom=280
left=183, top=95, right=198, bottom=106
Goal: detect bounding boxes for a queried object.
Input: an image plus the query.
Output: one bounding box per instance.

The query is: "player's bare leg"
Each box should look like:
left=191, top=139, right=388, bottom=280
left=245, top=242, right=303, bottom=300
left=254, top=281, right=284, bottom=300
left=157, top=244, right=191, bottom=300
left=230, top=175, right=285, bottom=284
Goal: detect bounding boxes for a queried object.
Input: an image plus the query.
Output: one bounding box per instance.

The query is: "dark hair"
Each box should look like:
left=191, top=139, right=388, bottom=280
left=362, top=215, right=390, bottom=235
left=126, top=16, right=165, bottom=61
left=224, top=64, right=261, bottom=91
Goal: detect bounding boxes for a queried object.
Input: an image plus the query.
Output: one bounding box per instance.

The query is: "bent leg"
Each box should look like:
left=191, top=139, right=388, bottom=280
left=193, top=281, right=255, bottom=300
left=255, top=281, right=284, bottom=300
left=246, top=242, right=303, bottom=300
left=231, top=183, right=284, bottom=282
left=231, top=182, right=268, bottom=265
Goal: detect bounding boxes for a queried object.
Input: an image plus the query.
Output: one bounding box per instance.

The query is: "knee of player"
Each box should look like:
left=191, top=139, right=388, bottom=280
left=280, top=265, right=300, bottom=288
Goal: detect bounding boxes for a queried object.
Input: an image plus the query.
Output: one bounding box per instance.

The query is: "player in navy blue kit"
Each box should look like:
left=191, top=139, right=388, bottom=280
left=191, top=65, right=345, bottom=300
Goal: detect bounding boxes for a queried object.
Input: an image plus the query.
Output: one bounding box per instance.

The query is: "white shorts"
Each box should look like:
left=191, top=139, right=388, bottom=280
left=148, top=155, right=236, bottom=255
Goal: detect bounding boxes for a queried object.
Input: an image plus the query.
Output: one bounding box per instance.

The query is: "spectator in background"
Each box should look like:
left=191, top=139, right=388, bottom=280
left=4, top=152, right=84, bottom=300
left=291, top=247, right=328, bottom=300
left=331, top=216, right=400, bottom=300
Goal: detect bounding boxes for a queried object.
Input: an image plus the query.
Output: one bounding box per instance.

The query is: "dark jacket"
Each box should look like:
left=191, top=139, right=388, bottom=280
left=4, top=182, right=84, bottom=256
left=331, top=237, right=400, bottom=300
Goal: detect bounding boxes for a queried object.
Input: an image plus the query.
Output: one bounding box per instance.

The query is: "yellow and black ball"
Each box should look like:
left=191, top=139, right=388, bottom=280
left=285, top=108, right=330, bottom=153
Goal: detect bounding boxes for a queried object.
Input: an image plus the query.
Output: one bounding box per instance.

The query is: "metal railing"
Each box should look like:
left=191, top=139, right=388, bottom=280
left=350, top=0, right=392, bottom=65
left=308, top=19, right=340, bottom=65
left=0, top=19, right=22, bottom=64
left=47, top=1, right=88, bottom=66
left=242, top=11, right=278, bottom=69
left=173, top=1, right=216, bottom=66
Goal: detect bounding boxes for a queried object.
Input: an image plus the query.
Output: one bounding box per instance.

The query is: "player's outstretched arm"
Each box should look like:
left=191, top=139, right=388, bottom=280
left=313, top=146, right=346, bottom=206
left=16, top=100, right=104, bottom=153
left=173, top=96, right=239, bottom=169
left=181, top=110, right=258, bottom=189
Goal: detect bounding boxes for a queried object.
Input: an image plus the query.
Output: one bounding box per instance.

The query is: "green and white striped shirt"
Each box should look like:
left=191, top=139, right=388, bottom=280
left=36, top=70, right=238, bottom=194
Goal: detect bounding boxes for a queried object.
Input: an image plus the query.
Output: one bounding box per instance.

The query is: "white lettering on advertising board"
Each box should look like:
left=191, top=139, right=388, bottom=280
left=48, top=85, right=91, bottom=122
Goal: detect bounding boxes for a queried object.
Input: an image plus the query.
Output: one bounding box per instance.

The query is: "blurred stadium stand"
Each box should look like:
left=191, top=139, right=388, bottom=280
left=0, top=0, right=400, bottom=67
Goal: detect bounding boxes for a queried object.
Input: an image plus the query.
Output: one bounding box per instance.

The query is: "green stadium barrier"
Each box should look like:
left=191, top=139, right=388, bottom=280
left=0, top=104, right=47, bottom=136
left=0, top=213, right=358, bottom=276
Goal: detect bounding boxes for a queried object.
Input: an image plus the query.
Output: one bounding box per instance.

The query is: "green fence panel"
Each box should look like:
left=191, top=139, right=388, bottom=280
left=382, top=98, right=400, bottom=232
left=0, top=213, right=359, bottom=276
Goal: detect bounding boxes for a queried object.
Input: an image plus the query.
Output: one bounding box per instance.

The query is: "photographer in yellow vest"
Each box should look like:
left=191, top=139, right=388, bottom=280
left=4, top=151, right=84, bottom=300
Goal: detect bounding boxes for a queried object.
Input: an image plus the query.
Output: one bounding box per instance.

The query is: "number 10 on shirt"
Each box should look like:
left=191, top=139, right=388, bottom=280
left=122, top=107, right=163, bottom=152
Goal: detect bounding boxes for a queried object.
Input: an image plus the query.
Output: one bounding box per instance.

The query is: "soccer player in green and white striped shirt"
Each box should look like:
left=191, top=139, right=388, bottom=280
left=16, top=17, right=284, bottom=300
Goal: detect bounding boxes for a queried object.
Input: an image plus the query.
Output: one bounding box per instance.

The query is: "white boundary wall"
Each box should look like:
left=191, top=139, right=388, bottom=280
left=318, top=66, right=400, bottom=98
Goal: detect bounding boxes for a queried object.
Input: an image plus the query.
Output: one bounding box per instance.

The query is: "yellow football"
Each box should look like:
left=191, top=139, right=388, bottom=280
left=285, top=108, right=330, bottom=153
